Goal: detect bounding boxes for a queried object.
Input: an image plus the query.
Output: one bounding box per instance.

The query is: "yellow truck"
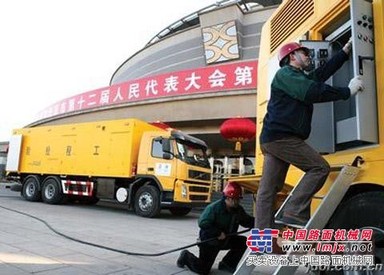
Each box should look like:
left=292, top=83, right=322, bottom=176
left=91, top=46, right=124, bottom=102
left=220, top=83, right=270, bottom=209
left=6, top=118, right=212, bottom=217
left=232, top=0, right=384, bottom=273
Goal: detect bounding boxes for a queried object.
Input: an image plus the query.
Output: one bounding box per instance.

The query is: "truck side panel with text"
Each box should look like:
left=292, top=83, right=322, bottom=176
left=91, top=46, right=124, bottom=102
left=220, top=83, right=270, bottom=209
left=6, top=118, right=212, bottom=217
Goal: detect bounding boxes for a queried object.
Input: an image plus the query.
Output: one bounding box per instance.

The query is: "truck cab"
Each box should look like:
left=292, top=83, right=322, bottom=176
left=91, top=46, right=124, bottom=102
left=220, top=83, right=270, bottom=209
left=134, top=130, right=212, bottom=217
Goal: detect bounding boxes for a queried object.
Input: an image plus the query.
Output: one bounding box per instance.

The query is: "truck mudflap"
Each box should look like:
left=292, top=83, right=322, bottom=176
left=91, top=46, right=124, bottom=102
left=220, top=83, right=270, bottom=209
left=61, top=180, right=94, bottom=196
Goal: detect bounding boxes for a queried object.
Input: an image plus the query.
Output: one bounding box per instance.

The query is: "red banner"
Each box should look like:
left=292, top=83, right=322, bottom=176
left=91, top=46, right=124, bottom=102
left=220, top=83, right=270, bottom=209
left=39, top=60, right=257, bottom=119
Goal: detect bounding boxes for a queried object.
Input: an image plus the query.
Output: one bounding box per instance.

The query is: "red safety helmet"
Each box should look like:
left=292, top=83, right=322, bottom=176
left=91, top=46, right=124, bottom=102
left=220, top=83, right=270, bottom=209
left=278, top=42, right=309, bottom=67
left=223, top=182, right=243, bottom=199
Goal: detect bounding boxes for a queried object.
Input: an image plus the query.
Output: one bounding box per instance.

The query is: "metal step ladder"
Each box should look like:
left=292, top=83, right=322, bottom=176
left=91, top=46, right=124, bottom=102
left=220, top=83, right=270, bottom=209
left=273, top=164, right=345, bottom=222
left=234, top=159, right=361, bottom=275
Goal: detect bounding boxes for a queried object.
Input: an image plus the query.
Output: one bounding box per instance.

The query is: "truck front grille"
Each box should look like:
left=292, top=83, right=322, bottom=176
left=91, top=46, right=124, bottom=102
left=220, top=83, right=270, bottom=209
left=188, top=170, right=211, bottom=181
left=189, top=186, right=210, bottom=193
left=190, top=195, right=209, bottom=201
left=185, top=178, right=211, bottom=202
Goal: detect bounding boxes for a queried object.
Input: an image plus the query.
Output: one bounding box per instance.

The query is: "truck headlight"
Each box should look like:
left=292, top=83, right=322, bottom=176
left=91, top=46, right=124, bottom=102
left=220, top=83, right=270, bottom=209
left=181, top=184, right=187, bottom=198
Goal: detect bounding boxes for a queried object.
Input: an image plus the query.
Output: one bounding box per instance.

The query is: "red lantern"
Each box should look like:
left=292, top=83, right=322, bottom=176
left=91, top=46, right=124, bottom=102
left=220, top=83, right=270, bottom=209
left=220, top=117, right=256, bottom=151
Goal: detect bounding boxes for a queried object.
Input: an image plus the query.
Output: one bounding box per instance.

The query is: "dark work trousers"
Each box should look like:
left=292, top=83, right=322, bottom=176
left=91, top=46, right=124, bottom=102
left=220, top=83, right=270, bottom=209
left=184, top=235, right=247, bottom=274
left=256, top=136, right=330, bottom=229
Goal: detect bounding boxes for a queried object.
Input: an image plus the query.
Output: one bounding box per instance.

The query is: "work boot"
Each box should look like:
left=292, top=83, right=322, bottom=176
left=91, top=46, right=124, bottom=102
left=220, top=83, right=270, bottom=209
left=218, top=261, right=236, bottom=273
left=176, top=250, right=188, bottom=268
left=275, top=216, right=307, bottom=229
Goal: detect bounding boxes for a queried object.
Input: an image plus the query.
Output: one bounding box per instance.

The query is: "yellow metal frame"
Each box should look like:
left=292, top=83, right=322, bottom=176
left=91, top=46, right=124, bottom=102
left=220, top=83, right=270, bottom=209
left=232, top=0, right=384, bottom=200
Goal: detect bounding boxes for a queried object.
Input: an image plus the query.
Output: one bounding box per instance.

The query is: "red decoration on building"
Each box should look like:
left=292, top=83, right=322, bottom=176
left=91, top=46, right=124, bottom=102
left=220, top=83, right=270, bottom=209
left=38, top=60, right=257, bottom=120
left=150, top=121, right=172, bottom=130
left=220, top=118, right=256, bottom=151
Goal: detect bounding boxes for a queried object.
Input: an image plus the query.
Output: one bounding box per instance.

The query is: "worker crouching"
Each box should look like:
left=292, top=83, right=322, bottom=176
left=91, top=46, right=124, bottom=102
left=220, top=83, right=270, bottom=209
left=176, top=182, right=254, bottom=274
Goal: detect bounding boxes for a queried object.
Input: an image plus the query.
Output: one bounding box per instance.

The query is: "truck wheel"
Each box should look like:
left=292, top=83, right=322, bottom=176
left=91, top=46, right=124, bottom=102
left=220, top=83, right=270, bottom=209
left=134, top=185, right=161, bottom=218
left=41, top=176, right=65, bottom=204
left=324, top=191, right=384, bottom=275
left=169, top=207, right=191, bottom=216
left=22, top=175, right=41, bottom=202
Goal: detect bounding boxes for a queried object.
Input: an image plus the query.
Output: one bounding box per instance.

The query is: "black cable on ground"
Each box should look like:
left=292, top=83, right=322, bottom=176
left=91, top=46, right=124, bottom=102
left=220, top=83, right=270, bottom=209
left=0, top=204, right=251, bottom=257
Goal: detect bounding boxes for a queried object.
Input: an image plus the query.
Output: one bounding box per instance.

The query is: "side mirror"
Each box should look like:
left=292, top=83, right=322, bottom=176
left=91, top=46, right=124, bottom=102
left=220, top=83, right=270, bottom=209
left=161, top=138, right=173, bottom=160
left=162, top=138, right=171, bottom=153
left=163, top=153, right=172, bottom=160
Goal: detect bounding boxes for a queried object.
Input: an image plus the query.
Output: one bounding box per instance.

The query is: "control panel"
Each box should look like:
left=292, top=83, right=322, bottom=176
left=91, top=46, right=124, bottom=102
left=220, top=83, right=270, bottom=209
left=300, top=41, right=335, bottom=153
left=338, top=0, right=378, bottom=145
left=299, top=0, right=378, bottom=153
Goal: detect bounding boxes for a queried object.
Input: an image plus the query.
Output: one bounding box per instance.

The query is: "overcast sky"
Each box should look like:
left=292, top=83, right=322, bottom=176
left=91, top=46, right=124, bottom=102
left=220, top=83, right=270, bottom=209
left=0, top=0, right=216, bottom=142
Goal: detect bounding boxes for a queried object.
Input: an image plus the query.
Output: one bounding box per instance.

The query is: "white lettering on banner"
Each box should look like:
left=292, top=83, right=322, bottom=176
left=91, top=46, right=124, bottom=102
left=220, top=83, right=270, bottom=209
left=38, top=61, right=258, bottom=120
left=77, top=96, right=85, bottom=109
left=87, top=93, right=97, bottom=106
left=129, top=83, right=140, bottom=99
left=185, top=72, right=202, bottom=91
left=100, top=89, right=110, bottom=105
left=68, top=99, right=75, bottom=112
left=234, top=66, right=254, bottom=86
left=164, top=75, right=179, bottom=93
left=155, top=163, right=171, bottom=176
left=113, top=86, right=124, bottom=102
left=146, top=79, right=158, bottom=96
left=208, top=69, right=226, bottom=87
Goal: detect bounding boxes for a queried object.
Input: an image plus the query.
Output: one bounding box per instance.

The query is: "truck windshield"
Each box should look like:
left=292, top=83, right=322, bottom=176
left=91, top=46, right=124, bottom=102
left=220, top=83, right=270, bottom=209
left=176, top=139, right=210, bottom=168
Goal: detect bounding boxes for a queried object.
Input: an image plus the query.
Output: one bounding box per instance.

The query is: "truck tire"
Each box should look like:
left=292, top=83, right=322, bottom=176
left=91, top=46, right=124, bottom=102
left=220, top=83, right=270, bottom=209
left=41, top=176, right=65, bottom=204
left=323, top=191, right=384, bottom=275
left=134, top=185, right=161, bottom=218
left=169, top=207, right=191, bottom=216
left=22, top=175, right=41, bottom=202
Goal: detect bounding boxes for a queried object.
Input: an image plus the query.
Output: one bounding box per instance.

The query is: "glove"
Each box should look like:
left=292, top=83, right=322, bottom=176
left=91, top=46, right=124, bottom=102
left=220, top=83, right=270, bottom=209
left=348, top=76, right=364, bottom=96
left=343, top=38, right=352, bottom=54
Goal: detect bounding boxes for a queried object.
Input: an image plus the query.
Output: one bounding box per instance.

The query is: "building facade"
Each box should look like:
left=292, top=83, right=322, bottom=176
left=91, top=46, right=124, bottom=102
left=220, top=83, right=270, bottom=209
left=32, top=1, right=278, bottom=167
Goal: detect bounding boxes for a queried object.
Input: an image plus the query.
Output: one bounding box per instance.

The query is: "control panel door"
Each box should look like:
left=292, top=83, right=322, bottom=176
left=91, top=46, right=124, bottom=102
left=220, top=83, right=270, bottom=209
left=345, top=0, right=378, bottom=144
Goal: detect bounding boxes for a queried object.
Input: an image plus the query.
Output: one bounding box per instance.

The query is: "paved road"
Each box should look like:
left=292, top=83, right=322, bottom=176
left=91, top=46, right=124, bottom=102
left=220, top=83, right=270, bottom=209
left=0, top=182, right=308, bottom=275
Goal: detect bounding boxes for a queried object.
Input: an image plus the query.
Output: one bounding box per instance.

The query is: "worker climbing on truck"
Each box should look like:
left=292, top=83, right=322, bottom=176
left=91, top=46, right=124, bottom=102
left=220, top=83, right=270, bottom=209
left=256, top=38, right=365, bottom=229
left=176, top=182, right=254, bottom=274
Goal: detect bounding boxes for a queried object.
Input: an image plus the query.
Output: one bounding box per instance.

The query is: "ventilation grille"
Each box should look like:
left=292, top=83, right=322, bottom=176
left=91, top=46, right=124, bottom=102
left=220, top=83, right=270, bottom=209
left=270, top=0, right=314, bottom=53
